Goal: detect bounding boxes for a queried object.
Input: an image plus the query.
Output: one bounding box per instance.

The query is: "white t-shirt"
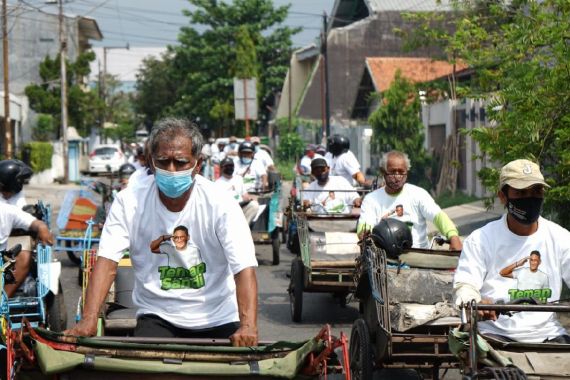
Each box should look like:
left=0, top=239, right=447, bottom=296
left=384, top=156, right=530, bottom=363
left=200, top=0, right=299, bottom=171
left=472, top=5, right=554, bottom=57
left=358, top=183, right=441, bottom=248
left=233, top=158, right=266, bottom=192
left=0, top=191, right=27, bottom=209
left=298, top=154, right=324, bottom=175
left=215, top=175, right=245, bottom=202
left=98, top=174, right=258, bottom=329
left=513, top=267, right=549, bottom=290
left=127, top=167, right=149, bottom=189
left=0, top=204, right=36, bottom=250
left=159, top=241, right=203, bottom=270
left=302, top=176, right=359, bottom=213
left=454, top=215, right=570, bottom=342
left=325, top=151, right=361, bottom=185
left=254, top=149, right=274, bottom=169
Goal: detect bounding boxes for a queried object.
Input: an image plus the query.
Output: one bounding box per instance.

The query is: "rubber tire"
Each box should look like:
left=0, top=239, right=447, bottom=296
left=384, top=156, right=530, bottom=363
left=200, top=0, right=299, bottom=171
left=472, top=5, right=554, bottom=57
left=271, top=229, right=280, bottom=266
left=350, top=318, right=373, bottom=380
left=289, top=258, right=304, bottom=322
left=46, top=283, right=67, bottom=332
left=65, top=240, right=82, bottom=266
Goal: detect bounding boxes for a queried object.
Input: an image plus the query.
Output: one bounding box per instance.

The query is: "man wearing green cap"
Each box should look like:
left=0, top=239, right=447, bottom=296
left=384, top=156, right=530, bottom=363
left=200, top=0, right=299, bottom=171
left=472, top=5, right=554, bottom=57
left=454, top=159, right=570, bottom=343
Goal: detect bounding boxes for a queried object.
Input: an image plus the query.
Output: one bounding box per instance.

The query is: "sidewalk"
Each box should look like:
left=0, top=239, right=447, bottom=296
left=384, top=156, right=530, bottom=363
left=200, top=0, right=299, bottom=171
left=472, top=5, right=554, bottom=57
left=428, top=199, right=504, bottom=238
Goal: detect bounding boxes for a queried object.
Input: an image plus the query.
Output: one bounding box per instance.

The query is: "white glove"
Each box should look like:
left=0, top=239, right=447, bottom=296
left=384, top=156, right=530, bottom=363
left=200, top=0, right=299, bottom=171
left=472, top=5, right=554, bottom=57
left=453, top=282, right=481, bottom=307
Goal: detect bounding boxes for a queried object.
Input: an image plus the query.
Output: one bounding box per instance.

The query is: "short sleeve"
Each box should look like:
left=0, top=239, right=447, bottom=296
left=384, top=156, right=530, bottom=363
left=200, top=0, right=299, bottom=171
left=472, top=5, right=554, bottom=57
left=343, top=152, right=361, bottom=176
left=453, top=234, right=487, bottom=291
left=98, top=194, right=131, bottom=263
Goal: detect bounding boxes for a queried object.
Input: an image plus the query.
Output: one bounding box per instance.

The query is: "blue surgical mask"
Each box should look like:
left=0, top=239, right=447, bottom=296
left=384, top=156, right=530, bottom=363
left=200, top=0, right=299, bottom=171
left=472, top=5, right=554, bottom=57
left=240, top=157, right=253, bottom=165
left=154, top=162, right=197, bottom=198
left=230, top=143, right=237, bottom=149
left=254, top=145, right=260, bottom=153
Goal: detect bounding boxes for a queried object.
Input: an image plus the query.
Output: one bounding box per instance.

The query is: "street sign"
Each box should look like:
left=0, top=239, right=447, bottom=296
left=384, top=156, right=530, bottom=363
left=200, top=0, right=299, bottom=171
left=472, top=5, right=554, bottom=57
left=233, top=78, right=257, bottom=120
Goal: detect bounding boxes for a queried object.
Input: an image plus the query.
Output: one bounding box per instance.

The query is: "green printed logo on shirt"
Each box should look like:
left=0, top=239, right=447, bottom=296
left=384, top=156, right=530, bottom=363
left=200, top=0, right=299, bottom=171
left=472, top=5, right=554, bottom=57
left=158, top=262, right=207, bottom=290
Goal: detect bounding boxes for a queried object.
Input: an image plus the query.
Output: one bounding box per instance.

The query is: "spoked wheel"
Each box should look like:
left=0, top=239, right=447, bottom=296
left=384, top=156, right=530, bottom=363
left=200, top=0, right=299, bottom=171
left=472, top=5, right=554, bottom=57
left=289, top=258, right=304, bottom=322
left=271, top=229, right=280, bottom=266
left=350, top=318, right=373, bottom=380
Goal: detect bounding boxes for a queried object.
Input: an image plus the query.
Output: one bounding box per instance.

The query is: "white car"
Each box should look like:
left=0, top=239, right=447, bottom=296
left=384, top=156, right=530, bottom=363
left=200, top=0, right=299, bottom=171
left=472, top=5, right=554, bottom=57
left=88, top=145, right=127, bottom=174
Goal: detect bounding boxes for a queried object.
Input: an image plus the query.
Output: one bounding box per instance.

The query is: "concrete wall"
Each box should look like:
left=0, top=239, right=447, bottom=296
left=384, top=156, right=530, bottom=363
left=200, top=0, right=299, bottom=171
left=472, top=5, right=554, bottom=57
left=0, top=6, right=80, bottom=96
left=421, top=98, right=494, bottom=198
left=298, top=12, right=447, bottom=121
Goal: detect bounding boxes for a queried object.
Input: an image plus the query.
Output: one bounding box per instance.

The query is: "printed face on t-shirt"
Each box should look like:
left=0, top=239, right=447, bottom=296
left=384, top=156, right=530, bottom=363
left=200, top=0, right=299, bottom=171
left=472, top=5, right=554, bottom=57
left=172, top=230, right=189, bottom=251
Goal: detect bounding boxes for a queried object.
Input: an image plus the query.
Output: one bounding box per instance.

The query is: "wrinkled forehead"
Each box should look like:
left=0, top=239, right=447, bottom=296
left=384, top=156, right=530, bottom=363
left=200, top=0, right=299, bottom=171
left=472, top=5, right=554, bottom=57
left=154, top=136, right=195, bottom=157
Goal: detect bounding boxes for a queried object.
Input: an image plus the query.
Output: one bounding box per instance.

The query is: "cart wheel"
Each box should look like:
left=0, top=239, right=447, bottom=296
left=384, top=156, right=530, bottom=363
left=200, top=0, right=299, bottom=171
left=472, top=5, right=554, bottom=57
left=65, top=241, right=82, bottom=266
left=271, top=229, right=280, bottom=266
left=46, top=282, right=68, bottom=332
left=350, top=319, right=373, bottom=380
left=289, top=258, right=304, bottom=322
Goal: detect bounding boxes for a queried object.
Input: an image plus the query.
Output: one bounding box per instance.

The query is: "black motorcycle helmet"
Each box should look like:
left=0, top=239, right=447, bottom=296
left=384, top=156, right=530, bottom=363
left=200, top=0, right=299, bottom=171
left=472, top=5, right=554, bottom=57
left=220, top=157, right=235, bottom=175
left=0, top=159, right=33, bottom=194
left=371, top=219, right=413, bottom=259
left=238, top=141, right=255, bottom=154
left=327, top=134, right=350, bottom=157
left=118, top=163, right=136, bottom=179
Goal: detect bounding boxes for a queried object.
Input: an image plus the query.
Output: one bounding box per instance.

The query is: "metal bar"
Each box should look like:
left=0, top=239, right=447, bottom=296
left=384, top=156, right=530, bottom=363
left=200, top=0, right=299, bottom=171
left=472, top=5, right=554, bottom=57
left=476, top=304, right=570, bottom=312
left=86, top=336, right=275, bottom=346
left=310, top=281, right=354, bottom=287
left=391, top=335, right=449, bottom=344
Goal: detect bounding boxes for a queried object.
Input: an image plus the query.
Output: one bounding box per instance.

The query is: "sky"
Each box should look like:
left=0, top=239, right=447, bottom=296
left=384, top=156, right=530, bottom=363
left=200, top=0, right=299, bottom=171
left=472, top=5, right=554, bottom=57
left=16, top=0, right=336, bottom=81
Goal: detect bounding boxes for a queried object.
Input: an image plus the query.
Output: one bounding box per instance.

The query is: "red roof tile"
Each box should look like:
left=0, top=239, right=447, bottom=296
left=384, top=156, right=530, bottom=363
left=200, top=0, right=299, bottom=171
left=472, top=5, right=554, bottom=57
left=365, top=57, right=468, bottom=92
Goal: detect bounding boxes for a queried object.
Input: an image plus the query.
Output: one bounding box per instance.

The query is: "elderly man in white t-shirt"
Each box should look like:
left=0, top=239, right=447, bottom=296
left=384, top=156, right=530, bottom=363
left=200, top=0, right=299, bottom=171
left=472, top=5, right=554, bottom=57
left=357, top=150, right=462, bottom=250
left=302, top=158, right=361, bottom=213
left=454, top=159, right=570, bottom=343
left=66, top=118, right=259, bottom=346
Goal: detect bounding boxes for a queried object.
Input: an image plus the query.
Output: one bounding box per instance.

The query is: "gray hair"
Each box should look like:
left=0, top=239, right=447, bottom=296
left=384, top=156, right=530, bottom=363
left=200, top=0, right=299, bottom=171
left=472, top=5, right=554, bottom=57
left=148, top=118, right=204, bottom=157
left=379, top=150, right=411, bottom=173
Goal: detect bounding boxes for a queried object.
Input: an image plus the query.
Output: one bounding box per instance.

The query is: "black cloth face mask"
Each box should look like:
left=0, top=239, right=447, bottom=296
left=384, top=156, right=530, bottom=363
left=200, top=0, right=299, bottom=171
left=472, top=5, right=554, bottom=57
left=316, top=172, right=329, bottom=184
left=506, top=197, right=543, bottom=225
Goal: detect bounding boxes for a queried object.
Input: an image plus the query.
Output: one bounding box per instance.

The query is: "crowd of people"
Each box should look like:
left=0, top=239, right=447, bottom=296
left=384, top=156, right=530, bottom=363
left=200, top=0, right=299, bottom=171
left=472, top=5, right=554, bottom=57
left=0, top=118, right=567, bottom=348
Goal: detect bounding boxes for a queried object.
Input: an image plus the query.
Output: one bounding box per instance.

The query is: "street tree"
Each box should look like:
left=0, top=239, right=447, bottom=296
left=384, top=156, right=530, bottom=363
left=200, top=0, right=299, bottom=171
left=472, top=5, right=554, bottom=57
left=24, top=51, right=104, bottom=138
left=134, top=0, right=299, bottom=135
left=402, top=0, right=570, bottom=225
left=368, top=71, right=432, bottom=189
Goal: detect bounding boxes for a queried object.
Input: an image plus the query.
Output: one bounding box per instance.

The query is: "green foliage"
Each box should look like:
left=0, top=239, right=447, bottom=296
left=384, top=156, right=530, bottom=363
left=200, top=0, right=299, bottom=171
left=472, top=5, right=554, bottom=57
left=368, top=71, right=432, bottom=189
left=24, top=52, right=104, bottom=138
left=277, top=133, right=305, bottom=162
left=274, top=117, right=322, bottom=138
left=33, top=114, right=55, bottom=141
left=435, top=190, right=480, bottom=209
left=103, top=123, right=135, bottom=145
left=23, top=142, right=53, bottom=173
left=275, top=160, right=296, bottom=181
left=133, top=0, right=299, bottom=134
left=400, top=0, right=570, bottom=227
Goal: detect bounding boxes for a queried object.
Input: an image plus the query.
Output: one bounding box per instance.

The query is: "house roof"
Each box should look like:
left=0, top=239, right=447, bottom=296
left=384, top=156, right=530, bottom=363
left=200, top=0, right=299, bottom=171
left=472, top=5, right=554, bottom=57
left=331, top=0, right=452, bottom=27
left=365, top=57, right=468, bottom=92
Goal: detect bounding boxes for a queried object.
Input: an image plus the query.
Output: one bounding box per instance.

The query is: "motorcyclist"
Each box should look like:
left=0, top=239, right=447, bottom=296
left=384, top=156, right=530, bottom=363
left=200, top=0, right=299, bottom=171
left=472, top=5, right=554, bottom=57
left=324, top=135, right=369, bottom=187
left=0, top=159, right=33, bottom=208
left=118, top=163, right=136, bottom=190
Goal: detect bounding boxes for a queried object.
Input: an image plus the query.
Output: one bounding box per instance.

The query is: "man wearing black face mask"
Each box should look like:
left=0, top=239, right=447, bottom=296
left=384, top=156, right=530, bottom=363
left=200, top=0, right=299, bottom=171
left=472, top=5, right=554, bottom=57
left=302, top=158, right=361, bottom=213
left=215, top=157, right=260, bottom=225
left=454, top=159, right=570, bottom=343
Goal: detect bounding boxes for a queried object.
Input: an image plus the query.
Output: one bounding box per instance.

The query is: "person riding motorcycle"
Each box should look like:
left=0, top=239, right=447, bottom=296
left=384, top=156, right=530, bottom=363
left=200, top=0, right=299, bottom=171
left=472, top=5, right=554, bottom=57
left=234, top=141, right=268, bottom=192
left=0, top=159, right=33, bottom=208
left=324, top=135, right=369, bottom=187
left=0, top=160, right=53, bottom=298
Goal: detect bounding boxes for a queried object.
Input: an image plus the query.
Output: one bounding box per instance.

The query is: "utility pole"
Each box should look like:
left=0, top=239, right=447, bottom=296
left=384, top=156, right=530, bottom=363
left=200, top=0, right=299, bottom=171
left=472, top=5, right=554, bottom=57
left=322, top=11, right=331, bottom=144
left=2, top=0, right=11, bottom=158
left=59, top=0, right=68, bottom=183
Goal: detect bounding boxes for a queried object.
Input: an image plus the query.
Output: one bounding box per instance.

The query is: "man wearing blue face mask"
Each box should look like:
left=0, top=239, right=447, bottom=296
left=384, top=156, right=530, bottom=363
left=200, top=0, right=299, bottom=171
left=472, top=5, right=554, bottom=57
left=66, top=118, right=259, bottom=347
left=454, top=159, right=570, bottom=343
left=234, top=141, right=268, bottom=192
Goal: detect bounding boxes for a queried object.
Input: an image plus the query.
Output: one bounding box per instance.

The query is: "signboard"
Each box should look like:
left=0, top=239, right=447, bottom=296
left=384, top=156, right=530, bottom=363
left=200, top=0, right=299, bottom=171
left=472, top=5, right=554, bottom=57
left=233, top=78, right=257, bottom=120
